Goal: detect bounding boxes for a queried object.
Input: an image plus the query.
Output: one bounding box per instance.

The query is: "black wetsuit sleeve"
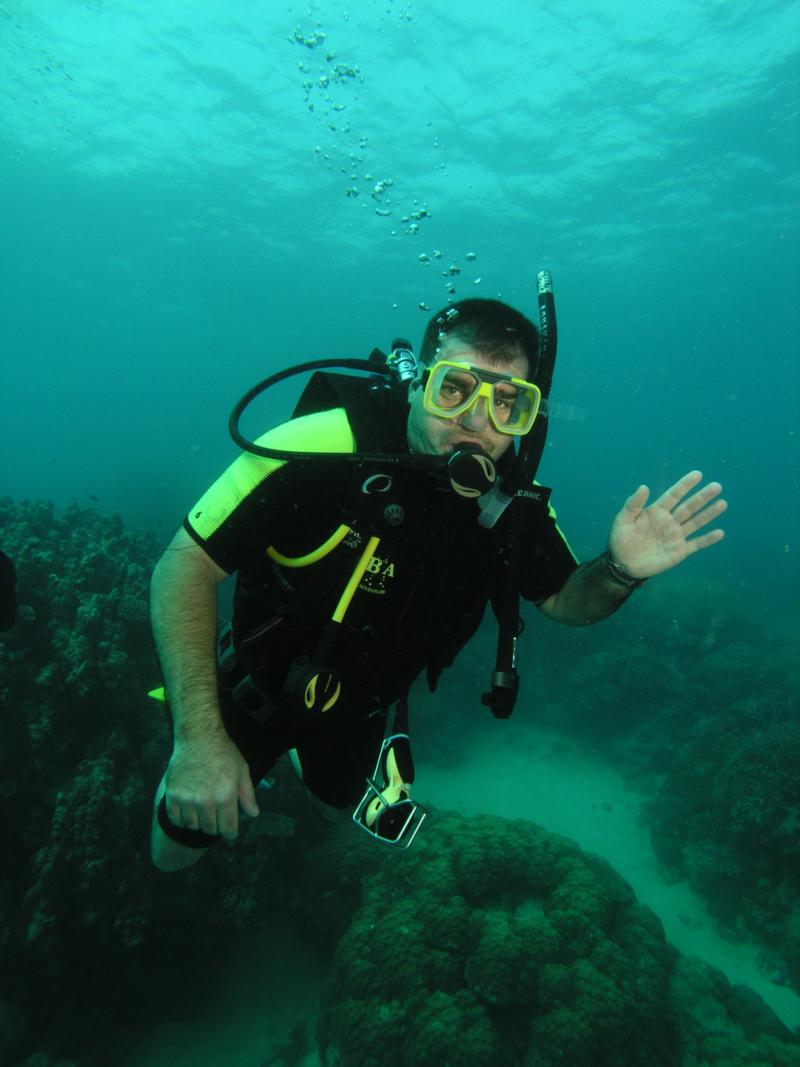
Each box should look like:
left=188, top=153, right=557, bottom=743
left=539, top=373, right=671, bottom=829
left=518, top=497, right=579, bottom=604
left=0, top=549, right=17, bottom=631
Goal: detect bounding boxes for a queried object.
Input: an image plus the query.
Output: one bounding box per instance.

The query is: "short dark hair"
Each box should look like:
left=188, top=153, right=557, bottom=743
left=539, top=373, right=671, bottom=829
left=419, top=298, right=539, bottom=377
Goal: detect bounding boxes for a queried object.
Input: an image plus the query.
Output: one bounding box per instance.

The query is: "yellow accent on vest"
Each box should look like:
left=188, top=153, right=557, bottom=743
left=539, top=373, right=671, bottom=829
left=332, top=535, right=381, bottom=623
left=187, top=408, right=356, bottom=542
left=321, top=681, right=341, bottom=712
left=268, top=523, right=351, bottom=567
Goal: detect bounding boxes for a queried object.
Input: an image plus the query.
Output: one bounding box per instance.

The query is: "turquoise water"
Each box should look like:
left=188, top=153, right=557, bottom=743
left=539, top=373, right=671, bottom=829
left=1, top=2, right=798, bottom=1064
left=2, top=1, right=798, bottom=558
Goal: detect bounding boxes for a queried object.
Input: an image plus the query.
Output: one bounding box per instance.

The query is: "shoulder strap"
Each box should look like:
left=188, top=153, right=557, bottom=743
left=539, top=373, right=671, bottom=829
left=481, top=486, right=554, bottom=719
left=292, top=363, right=408, bottom=454
left=480, top=507, right=522, bottom=719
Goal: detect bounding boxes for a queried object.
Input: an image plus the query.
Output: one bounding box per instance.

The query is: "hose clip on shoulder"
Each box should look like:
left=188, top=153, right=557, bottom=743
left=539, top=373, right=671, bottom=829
left=604, top=551, right=646, bottom=590
left=386, top=338, right=419, bottom=384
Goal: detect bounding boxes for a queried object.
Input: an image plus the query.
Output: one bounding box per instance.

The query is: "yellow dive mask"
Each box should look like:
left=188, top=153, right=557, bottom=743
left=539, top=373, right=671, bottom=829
left=422, top=360, right=542, bottom=435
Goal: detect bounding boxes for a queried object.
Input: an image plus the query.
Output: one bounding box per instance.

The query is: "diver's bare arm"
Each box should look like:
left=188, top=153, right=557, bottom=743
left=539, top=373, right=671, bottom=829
left=150, top=527, right=230, bottom=741
left=537, top=554, right=633, bottom=627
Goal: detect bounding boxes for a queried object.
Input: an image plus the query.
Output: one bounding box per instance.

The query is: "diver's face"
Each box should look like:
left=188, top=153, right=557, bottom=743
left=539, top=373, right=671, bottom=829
left=406, top=340, right=529, bottom=460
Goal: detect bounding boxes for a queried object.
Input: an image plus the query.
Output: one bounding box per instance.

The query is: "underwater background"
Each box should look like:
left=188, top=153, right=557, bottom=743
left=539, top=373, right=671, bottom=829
left=0, top=2, right=798, bottom=1065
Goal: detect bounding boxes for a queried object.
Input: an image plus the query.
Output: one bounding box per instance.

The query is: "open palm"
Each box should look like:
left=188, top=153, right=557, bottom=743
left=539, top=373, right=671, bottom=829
left=609, top=470, right=726, bottom=579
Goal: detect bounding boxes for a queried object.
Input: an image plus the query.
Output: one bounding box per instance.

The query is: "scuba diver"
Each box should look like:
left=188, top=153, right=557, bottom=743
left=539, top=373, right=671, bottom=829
left=0, top=549, right=17, bottom=631
left=149, top=285, right=726, bottom=871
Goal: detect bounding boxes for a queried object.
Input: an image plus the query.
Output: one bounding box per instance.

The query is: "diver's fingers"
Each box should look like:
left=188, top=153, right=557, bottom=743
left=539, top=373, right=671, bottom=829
left=166, top=795, right=184, bottom=828
left=621, top=484, right=649, bottom=519
left=239, top=774, right=260, bottom=820
left=652, top=470, right=703, bottom=512
left=197, top=802, right=219, bottom=836
left=686, top=528, right=726, bottom=554
left=671, top=482, right=724, bottom=525
left=679, top=497, right=728, bottom=535
left=175, top=802, right=201, bottom=832
left=218, top=801, right=240, bottom=841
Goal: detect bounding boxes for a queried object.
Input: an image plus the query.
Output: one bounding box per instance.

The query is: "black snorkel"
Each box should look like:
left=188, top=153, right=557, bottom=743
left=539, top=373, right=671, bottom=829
left=479, top=270, right=558, bottom=720
left=477, top=270, right=557, bottom=528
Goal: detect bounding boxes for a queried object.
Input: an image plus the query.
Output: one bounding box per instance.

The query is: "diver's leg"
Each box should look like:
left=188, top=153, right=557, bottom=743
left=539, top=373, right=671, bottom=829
left=292, top=709, right=390, bottom=812
left=150, top=774, right=210, bottom=872
left=287, top=748, right=351, bottom=826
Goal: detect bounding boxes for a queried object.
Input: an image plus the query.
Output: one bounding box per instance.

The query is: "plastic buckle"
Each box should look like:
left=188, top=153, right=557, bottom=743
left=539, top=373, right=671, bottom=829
left=231, top=673, right=275, bottom=721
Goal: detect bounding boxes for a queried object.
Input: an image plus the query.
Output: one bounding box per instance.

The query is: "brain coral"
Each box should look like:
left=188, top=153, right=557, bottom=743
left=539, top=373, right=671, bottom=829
left=318, top=813, right=800, bottom=1067
left=318, top=813, right=673, bottom=1067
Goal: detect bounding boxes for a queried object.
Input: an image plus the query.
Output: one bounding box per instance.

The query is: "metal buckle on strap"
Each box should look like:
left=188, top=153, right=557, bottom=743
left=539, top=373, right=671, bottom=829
left=352, top=782, right=428, bottom=848
left=352, top=732, right=428, bottom=848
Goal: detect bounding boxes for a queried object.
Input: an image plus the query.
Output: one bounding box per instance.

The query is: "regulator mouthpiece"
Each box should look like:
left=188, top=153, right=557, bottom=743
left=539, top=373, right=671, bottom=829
left=446, top=445, right=497, bottom=499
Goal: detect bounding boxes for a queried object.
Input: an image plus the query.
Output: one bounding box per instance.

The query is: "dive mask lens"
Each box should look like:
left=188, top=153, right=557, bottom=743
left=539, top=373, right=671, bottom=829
left=425, top=364, right=481, bottom=416
left=423, top=361, right=541, bottom=435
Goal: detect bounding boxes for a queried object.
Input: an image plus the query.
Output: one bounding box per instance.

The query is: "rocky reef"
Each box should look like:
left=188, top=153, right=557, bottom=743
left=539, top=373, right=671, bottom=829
left=1, top=498, right=797, bottom=1067
left=0, top=499, right=328, bottom=1066
left=318, top=813, right=800, bottom=1067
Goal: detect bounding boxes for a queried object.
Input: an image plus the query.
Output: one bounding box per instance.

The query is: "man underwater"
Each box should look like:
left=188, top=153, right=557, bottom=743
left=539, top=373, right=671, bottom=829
left=149, top=295, right=725, bottom=871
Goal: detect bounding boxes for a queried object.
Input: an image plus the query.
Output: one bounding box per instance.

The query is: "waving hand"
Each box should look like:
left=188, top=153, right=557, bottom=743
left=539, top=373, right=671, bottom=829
left=609, top=470, right=726, bottom=579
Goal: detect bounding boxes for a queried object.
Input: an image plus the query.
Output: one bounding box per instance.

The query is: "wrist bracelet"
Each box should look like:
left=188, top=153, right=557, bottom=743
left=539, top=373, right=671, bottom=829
left=604, top=552, right=646, bottom=590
